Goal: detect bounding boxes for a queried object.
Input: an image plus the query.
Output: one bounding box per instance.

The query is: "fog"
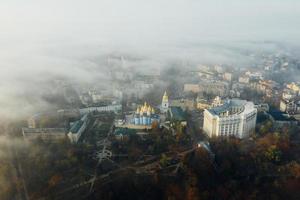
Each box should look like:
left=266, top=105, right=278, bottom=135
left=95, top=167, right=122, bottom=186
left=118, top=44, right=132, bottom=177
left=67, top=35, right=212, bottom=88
left=1, top=0, right=300, bottom=119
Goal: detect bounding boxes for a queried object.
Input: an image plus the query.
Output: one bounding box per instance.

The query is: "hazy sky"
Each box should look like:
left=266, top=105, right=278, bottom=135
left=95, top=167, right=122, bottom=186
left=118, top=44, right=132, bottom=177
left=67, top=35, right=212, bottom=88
left=1, top=0, right=300, bottom=45
left=0, top=0, right=300, bottom=119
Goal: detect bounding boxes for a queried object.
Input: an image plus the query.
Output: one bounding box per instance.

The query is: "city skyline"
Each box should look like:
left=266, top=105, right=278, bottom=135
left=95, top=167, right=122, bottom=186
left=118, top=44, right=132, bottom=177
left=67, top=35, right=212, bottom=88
left=1, top=1, right=300, bottom=200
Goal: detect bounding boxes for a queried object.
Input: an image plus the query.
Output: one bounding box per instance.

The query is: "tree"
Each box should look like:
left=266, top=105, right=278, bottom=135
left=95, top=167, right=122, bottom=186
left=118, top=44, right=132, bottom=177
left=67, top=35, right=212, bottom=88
left=282, top=161, right=300, bottom=178
left=258, top=120, right=273, bottom=135
left=186, top=187, right=200, bottom=200
left=264, top=145, right=282, bottom=162
left=159, top=153, right=168, bottom=167
left=0, top=161, right=15, bottom=200
left=165, top=184, right=184, bottom=200
left=151, top=121, right=159, bottom=132
left=48, top=174, right=62, bottom=188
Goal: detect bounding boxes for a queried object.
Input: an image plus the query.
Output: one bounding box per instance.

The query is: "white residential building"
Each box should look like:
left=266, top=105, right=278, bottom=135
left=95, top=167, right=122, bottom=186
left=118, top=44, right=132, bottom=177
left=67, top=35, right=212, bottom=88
left=223, top=72, right=232, bottom=82
left=203, top=99, right=257, bottom=138
left=22, top=128, right=66, bottom=142
left=184, top=84, right=200, bottom=93
left=67, top=114, right=89, bottom=143
left=280, top=99, right=300, bottom=114
left=79, top=104, right=122, bottom=115
left=238, top=76, right=250, bottom=84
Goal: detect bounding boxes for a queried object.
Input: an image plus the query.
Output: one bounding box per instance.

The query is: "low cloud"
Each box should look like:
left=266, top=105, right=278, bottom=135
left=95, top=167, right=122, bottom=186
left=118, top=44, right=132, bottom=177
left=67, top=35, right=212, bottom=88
left=0, top=0, right=300, bottom=120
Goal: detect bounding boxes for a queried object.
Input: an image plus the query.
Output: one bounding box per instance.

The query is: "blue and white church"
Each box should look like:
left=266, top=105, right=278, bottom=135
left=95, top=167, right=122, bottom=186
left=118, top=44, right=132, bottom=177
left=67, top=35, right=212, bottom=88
left=132, top=102, right=159, bottom=125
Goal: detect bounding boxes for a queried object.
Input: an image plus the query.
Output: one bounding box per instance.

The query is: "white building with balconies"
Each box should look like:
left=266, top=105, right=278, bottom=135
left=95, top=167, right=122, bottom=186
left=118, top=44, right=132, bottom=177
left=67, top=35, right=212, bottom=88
left=203, top=99, right=257, bottom=138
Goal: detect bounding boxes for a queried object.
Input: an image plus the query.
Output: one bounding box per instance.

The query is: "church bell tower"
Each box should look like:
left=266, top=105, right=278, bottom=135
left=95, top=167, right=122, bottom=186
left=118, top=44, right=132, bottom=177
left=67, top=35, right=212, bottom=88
left=161, top=91, right=169, bottom=113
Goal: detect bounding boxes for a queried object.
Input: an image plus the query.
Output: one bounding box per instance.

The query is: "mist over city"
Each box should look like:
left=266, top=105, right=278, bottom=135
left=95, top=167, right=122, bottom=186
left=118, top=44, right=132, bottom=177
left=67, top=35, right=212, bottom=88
left=1, top=1, right=300, bottom=200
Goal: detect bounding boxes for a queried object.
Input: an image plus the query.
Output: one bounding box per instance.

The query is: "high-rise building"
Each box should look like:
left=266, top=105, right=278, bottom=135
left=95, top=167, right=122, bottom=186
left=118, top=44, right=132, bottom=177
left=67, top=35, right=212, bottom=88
left=203, top=99, right=257, bottom=138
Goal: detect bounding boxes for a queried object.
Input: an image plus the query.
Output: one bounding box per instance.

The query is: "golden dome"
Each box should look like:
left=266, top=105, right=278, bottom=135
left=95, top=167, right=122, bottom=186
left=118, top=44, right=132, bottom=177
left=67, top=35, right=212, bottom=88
left=162, top=91, right=168, bottom=102
left=147, top=107, right=151, bottom=115
left=136, top=102, right=156, bottom=115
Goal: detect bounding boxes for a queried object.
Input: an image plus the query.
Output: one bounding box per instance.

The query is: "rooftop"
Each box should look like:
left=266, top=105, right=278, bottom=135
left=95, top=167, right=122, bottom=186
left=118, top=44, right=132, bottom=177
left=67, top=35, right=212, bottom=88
left=168, top=106, right=186, bottom=121
left=69, top=114, right=88, bottom=133
left=22, top=128, right=66, bottom=134
left=207, top=99, right=247, bottom=116
left=269, top=109, right=297, bottom=121
left=69, top=120, right=84, bottom=133
left=114, top=128, right=137, bottom=136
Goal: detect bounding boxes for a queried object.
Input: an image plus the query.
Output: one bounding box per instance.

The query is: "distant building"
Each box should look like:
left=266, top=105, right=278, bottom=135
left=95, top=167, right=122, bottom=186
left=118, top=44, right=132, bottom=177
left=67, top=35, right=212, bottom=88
left=280, top=99, right=300, bottom=114
left=238, top=76, right=250, bottom=84
left=27, top=115, right=38, bottom=128
left=170, top=98, right=195, bottom=111
left=67, top=114, right=89, bottom=143
left=251, top=80, right=280, bottom=97
left=255, top=103, right=270, bottom=112
left=203, top=99, right=257, bottom=138
left=223, top=72, right=232, bottom=82
left=279, top=82, right=300, bottom=115
left=167, top=107, right=187, bottom=127
left=282, top=89, right=297, bottom=100
left=88, top=90, right=103, bottom=103
left=184, top=81, right=229, bottom=96
left=281, top=83, right=300, bottom=101
left=79, top=104, right=122, bottom=115
left=79, top=93, right=92, bottom=105
left=196, top=69, right=214, bottom=79
left=27, top=112, right=64, bottom=129
left=214, top=65, right=224, bottom=73
left=114, top=128, right=137, bottom=140
left=132, top=102, right=159, bottom=126
left=133, top=81, right=154, bottom=99
left=57, top=109, right=80, bottom=119
left=245, top=71, right=263, bottom=80
left=113, top=89, right=123, bottom=100
left=229, top=89, right=241, bottom=98
left=198, top=80, right=229, bottom=97
left=161, top=91, right=169, bottom=113
left=232, top=82, right=247, bottom=90
left=196, top=96, right=223, bottom=110
left=22, top=128, right=66, bottom=142
left=268, top=110, right=298, bottom=128
left=184, top=84, right=200, bottom=93
left=196, top=97, right=210, bottom=110
left=211, top=96, right=223, bottom=107
left=286, top=82, right=300, bottom=95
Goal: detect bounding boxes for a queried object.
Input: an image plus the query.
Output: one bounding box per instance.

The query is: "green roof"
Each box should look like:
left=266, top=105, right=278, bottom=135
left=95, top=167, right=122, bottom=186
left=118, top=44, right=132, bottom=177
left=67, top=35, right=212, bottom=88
left=114, top=128, right=137, bottom=136
left=69, top=120, right=84, bottom=133
left=168, top=107, right=186, bottom=121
